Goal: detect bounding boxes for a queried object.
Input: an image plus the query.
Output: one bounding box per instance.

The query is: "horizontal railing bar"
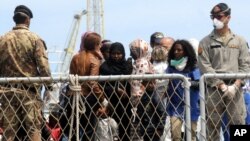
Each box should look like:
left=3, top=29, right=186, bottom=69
left=0, top=74, right=186, bottom=83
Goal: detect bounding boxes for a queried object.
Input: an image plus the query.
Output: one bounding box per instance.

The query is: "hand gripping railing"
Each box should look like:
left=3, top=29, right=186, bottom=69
left=199, top=73, right=250, bottom=141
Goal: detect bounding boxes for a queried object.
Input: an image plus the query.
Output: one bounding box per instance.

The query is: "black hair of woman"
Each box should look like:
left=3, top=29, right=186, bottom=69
left=167, top=39, right=197, bottom=71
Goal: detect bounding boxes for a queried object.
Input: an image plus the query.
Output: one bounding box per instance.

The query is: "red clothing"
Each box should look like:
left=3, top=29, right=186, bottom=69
left=51, top=127, right=61, bottom=141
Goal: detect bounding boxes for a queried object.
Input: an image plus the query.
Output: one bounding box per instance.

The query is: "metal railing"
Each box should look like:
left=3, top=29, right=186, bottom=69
left=0, top=74, right=192, bottom=141
left=199, top=73, right=250, bottom=141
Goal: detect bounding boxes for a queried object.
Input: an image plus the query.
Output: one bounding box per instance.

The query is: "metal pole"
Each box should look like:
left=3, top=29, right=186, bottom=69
left=199, top=75, right=206, bottom=141
left=0, top=74, right=186, bottom=83
left=184, top=77, right=192, bottom=141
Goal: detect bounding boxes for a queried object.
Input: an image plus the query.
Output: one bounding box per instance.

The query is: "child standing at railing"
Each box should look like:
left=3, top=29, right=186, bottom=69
left=96, top=104, right=119, bottom=141
left=137, top=77, right=167, bottom=141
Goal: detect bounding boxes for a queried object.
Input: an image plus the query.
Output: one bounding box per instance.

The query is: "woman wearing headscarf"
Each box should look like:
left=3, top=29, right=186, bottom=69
left=129, top=39, right=154, bottom=100
left=129, top=39, right=154, bottom=140
left=100, top=39, right=112, bottom=61
left=99, top=42, right=132, bottom=141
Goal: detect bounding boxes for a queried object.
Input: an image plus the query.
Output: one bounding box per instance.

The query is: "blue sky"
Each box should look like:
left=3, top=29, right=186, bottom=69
left=1, top=0, right=250, bottom=72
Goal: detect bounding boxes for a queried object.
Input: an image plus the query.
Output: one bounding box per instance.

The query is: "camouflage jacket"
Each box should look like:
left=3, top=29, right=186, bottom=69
left=0, top=24, right=51, bottom=77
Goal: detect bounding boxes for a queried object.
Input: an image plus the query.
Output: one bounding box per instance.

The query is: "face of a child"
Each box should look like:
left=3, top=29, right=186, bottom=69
left=97, top=106, right=109, bottom=118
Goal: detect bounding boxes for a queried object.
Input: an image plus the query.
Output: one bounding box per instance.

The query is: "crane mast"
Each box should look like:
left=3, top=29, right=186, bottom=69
left=56, top=10, right=87, bottom=76
left=87, top=0, right=105, bottom=38
left=55, top=0, right=105, bottom=76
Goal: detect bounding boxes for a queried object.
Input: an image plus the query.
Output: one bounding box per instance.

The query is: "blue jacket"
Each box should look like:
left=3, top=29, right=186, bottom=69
left=166, top=66, right=200, bottom=121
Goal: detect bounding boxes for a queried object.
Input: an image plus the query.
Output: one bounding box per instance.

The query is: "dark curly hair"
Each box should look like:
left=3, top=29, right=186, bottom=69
left=167, top=39, right=197, bottom=71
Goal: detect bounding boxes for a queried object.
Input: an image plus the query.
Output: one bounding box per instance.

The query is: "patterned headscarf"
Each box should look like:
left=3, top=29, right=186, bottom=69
left=129, top=39, right=149, bottom=59
left=129, top=39, right=154, bottom=97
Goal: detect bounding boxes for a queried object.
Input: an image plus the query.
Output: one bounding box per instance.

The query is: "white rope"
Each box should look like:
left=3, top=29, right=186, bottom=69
left=75, top=75, right=80, bottom=141
left=68, top=74, right=82, bottom=141
left=69, top=74, right=81, bottom=92
left=68, top=91, right=76, bottom=141
left=78, top=96, right=86, bottom=114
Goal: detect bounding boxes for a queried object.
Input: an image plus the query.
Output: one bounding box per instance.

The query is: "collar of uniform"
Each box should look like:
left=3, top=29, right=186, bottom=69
left=13, top=24, right=29, bottom=30
left=210, top=29, right=235, bottom=42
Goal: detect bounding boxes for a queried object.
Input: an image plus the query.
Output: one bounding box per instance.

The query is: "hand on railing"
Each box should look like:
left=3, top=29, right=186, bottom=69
left=220, top=84, right=239, bottom=100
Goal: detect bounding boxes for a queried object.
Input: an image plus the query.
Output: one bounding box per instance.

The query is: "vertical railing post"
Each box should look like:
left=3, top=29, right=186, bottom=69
left=184, top=77, right=192, bottom=141
left=199, top=75, right=206, bottom=141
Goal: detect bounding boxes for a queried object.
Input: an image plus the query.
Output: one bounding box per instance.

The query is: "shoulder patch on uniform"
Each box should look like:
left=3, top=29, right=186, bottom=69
left=228, top=45, right=238, bottom=48
left=198, top=46, right=203, bottom=55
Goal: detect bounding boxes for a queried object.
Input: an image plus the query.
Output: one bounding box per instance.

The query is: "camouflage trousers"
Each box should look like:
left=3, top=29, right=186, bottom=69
left=206, top=87, right=246, bottom=141
left=0, top=88, right=43, bottom=141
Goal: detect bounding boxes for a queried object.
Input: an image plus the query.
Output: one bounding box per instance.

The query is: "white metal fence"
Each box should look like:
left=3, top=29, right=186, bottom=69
left=0, top=74, right=192, bottom=141
left=199, top=73, right=250, bottom=141
left=47, top=48, right=67, bottom=77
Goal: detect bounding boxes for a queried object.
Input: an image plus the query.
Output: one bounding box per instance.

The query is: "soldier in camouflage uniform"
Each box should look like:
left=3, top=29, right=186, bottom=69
left=198, top=3, right=250, bottom=141
left=0, top=5, right=51, bottom=141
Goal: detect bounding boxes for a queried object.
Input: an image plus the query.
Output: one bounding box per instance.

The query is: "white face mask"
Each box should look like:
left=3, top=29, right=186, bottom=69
left=213, top=18, right=224, bottom=29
